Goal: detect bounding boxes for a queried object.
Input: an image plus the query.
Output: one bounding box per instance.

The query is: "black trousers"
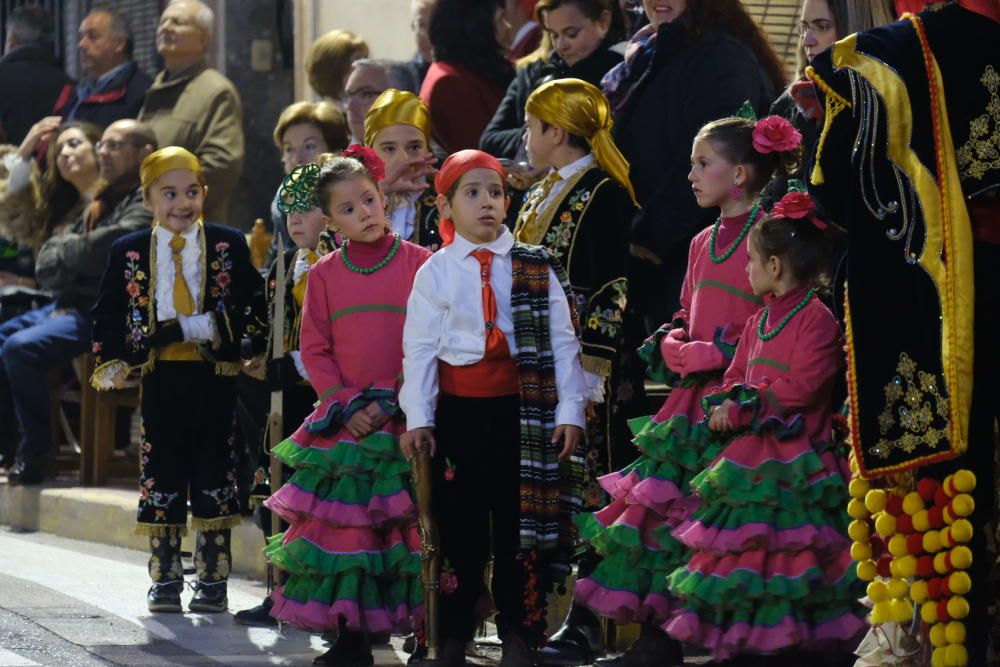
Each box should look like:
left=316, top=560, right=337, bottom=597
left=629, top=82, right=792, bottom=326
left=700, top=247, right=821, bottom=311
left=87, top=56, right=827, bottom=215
left=137, top=362, right=240, bottom=534
left=433, top=393, right=532, bottom=643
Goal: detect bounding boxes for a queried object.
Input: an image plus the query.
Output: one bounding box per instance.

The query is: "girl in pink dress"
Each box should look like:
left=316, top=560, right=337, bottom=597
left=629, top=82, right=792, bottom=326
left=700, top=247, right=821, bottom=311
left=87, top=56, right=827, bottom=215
left=573, top=115, right=803, bottom=664
left=665, top=191, right=864, bottom=661
left=264, top=147, right=431, bottom=666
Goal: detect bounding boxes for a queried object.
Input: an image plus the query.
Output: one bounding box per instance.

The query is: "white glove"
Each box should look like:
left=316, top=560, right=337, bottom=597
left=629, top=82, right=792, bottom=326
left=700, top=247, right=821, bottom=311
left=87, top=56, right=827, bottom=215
left=290, top=350, right=309, bottom=381
left=178, top=313, right=217, bottom=343
left=584, top=370, right=606, bottom=404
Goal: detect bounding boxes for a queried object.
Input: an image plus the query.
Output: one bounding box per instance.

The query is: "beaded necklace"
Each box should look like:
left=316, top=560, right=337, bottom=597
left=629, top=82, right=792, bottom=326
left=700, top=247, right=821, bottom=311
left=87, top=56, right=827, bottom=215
left=757, top=288, right=815, bottom=341
left=708, top=199, right=761, bottom=264
left=341, top=234, right=401, bottom=274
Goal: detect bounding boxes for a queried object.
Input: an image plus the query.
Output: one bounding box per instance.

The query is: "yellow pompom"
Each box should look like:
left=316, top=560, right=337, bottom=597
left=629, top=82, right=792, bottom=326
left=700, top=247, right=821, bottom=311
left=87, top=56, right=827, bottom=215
left=897, top=555, right=917, bottom=578
left=950, top=519, right=973, bottom=544
left=945, top=643, right=968, bottom=667
left=888, top=534, right=909, bottom=557
left=889, top=558, right=902, bottom=578
left=949, top=571, right=972, bottom=595
left=890, top=598, right=914, bottom=623
left=947, top=595, right=970, bottom=620
left=952, top=470, right=976, bottom=494
left=951, top=546, right=973, bottom=570
left=870, top=600, right=891, bottom=625
left=867, top=580, right=889, bottom=602
left=943, top=506, right=954, bottom=525
left=931, top=647, right=947, bottom=667
left=849, top=477, right=870, bottom=499
left=848, top=498, right=869, bottom=520
left=952, top=494, right=975, bottom=518
left=922, top=600, right=940, bottom=624
left=945, top=621, right=966, bottom=644
left=888, top=577, right=909, bottom=600
left=903, top=491, right=925, bottom=516
left=850, top=541, right=872, bottom=562
left=929, top=622, right=948, bottom=647
left=848, top=519, right=871, bottom=542
left=934, top=552, right=950, bottom=575
left=913, top=510, right=931, bottom=533
left=924, top=530, right=943, bottom=553
left=865, top=489, right=887, bottom=514
left=856, top=560, right=877, bottom=581
left=875, top=512, right=897, bottom=537
left=911, top=579, right=929, bottom=604
left=940, top=526, right=953, bottom=548
left=850, top=456, right=859, bottom=473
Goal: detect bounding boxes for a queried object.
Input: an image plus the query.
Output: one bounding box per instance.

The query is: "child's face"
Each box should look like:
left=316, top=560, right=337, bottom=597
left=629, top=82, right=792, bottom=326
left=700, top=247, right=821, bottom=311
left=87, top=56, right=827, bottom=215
left=524, top=113, right=558, bottom=170
left=437, top=168, right=508, bottom=246
left=746, top=235, right=779, bottom=297
left=144, top=168, right=205, bottom=233
left=373, top=124, right=430, bottom=176
left=325, top=176, right=388, bottom=243
left=688, top=137, right=741, bottom=210
left=287, top=206, right=329, bottom=250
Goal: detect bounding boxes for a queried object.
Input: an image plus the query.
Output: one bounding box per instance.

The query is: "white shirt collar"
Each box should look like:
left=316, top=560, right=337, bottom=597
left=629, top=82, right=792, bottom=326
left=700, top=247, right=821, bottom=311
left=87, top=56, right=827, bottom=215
left=155, top=221, right=201, bottom=245
left=555, top=153, right=595, bottom=181
left=449, top=224, right=514, bottom=258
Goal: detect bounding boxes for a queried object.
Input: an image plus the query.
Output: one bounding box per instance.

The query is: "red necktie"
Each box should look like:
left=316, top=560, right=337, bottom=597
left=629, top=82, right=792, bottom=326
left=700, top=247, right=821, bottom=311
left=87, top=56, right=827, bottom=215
left=471, top=249, right=507, bottom=356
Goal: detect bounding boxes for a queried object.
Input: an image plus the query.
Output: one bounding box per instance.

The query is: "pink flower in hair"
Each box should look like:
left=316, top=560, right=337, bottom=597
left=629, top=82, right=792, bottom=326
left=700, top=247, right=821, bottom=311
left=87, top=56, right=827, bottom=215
left=752, top=116, right=803, bottom=154
left=342, top=144, right=386, bottom=182
left=772, top=191, right=828, bottom=229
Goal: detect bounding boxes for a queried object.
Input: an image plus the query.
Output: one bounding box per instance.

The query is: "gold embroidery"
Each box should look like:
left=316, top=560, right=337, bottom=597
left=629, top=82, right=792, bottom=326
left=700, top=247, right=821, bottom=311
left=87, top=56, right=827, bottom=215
left=871, top=353, right=949, bottom=459
left=956, top=65, right=1000, bottom=182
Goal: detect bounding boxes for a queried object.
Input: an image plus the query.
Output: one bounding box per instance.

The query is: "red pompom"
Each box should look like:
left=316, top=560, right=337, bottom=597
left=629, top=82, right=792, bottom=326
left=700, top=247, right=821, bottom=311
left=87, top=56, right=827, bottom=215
left=897, top=514, right=914, bottom=534
left=885, top=494, right=904, bottom=516
left=934, top=488, right=950, bottom=507
left=871, top=536, right=886, bottom=559
left=928, top=506, right=945, bottom=529
left=907, top=534, right=925, bottom=555
left=918, top=555, right=935, bottom=578
left=936, top=599, right=950, bottom=622
left=928, top=577, right=943, bottom=600
left=918, top=478, right=940, bottom=502
left=876, top=555, right=893, bottom=578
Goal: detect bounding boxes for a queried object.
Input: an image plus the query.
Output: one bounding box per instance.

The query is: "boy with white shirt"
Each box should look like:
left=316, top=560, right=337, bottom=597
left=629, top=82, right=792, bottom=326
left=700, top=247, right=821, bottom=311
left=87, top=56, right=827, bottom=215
left=399, top=149, right=587, bottom=667
left=90, top=147, right=266, bottom=615
left=514, top=78, right=638, bottom=665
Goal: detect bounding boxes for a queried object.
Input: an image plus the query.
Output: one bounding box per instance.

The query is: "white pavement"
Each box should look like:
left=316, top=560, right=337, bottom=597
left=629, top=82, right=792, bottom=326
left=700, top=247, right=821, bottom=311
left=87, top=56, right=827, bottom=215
left=0, top=530, right=410, bottom=666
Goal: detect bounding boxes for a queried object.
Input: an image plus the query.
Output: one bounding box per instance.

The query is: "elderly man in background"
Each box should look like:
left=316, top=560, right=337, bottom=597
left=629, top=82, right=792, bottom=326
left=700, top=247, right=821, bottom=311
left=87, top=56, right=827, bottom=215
left=343, top=58, right=416, bottom=144
left=2, top=119, right=156, bottom=485
left=139, top=0, right=243, bottom=226
left=0, top=6, right=70, bottom=145
left=53, top=9, right=151, bottom=127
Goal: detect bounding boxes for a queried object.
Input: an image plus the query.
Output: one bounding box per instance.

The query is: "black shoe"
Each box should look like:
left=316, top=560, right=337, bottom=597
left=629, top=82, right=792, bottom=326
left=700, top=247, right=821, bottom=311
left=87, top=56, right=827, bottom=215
left=313, top=628, right=374, bottom=666
left=233, top=598, right=276, bottom=626
left=595, top=625, right=682, bottom=667
left=147, top=581, right=183, bottom=613
left=500, top=635, right=535, bottom=667
left=537, top=621, right=602, bottom=665
left=7, top=460, right=44, bottom=485
left=188, top=581, right=228, bottom=613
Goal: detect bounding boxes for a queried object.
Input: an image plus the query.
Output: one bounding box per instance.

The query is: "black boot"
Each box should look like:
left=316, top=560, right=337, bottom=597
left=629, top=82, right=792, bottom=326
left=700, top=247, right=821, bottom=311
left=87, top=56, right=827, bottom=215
left=536, top=600, right=602, bottom=666
left=313, top=620, right=374, bottom=666
left=147, top=535, right=184, bottom=612
left=234, top=595, right=277, bottom=627
left=189, top=529, right=231, bottom=613
left=499, top=634, right=535, bottom=667
left=595, top=624, right=682, bottom=667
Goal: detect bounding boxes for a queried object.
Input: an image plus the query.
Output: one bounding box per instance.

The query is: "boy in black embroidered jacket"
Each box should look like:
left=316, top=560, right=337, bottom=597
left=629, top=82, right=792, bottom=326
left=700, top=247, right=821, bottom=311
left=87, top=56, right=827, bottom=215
left=90, top=147, right=265, bottom=614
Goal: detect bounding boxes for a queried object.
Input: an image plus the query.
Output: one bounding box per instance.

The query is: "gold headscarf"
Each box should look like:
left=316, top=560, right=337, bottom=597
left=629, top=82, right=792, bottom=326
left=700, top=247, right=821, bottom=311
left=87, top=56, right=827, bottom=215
left=363, top=89, right=432, bottom=148
left=140, top=146, right=203, bottom=190
left=525, top=78, right=638, bottom=207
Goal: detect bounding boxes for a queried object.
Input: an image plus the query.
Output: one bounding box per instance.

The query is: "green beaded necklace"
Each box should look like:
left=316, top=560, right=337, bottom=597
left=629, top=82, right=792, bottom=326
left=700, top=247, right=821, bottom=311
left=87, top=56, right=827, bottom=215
left=708, top=199, right=761, bottom=264
left=757, top=288, right=815, bottom=341
left=341, top=234, right=401, bottom=274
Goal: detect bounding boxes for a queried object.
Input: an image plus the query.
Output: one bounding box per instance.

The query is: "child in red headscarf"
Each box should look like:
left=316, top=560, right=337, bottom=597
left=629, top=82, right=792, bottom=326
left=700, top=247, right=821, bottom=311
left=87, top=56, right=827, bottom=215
left=399, top=149, right=588, bottom=666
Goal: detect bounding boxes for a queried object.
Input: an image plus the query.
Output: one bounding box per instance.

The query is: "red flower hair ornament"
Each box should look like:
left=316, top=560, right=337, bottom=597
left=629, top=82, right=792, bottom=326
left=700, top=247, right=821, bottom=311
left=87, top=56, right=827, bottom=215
left=771, top=191, right=828, bottom=230
left=752, top=116, right=803, bottom=154
left=342, top=144, right=386, bottom=182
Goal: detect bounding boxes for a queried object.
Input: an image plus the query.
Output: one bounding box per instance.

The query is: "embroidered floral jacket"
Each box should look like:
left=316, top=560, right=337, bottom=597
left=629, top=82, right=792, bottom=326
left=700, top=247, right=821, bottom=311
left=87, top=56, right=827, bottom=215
left=90, top=222, right=266, bottom=380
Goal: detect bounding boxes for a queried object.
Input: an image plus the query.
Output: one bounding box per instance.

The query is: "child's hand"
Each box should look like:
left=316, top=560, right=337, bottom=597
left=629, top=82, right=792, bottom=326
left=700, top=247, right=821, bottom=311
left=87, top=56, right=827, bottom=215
left=242, top=356, right=266, bottom=381
left=552, top=424, right=584, bottom=462
left=111, top=368, right=140, bottom=389
left=364, top=401, right=390, bottom=431
left=400, top=428, right=436, bottom=461
left=382, top=154, right=437, bottom=195
left=661, top=328, right=688, bottom=373
left=709, top=399, right=736, bottom=431
left=345, top=410, right=376, bottom=439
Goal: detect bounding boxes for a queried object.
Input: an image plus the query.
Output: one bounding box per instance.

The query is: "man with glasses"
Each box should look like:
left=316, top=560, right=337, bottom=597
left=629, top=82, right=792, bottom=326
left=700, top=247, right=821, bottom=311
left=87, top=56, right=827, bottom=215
left=139, top=0, right=243, bottom=226
left=342, top=59, right=414, bottom=145
left=2, top=119, right=156, bottom=485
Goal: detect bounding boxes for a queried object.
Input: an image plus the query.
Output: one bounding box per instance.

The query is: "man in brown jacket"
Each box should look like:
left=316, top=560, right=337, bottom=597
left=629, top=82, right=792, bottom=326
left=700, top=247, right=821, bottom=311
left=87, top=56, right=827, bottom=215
left=139, top=0, right=243, bottom=226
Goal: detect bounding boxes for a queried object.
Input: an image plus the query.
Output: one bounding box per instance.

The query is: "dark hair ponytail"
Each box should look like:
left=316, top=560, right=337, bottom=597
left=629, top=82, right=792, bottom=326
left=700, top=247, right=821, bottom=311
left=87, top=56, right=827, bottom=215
left=695, top=117, right=802, bottom=196
left=749, top=207, right=837, bottom=289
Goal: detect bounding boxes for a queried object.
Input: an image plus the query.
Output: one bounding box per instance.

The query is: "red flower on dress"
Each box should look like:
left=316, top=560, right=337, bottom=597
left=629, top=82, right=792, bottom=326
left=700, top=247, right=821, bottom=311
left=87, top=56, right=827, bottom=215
left=342, top=144, right=386, bottom=182
left=126, top=281, right=141, bottom=298
left=440, top=570, right=458, bottom=595
left=215, top=272, right=231, bottom=288
left=752, top=116, right=802, bottom=154
left=443, top=457, right=456, bottom=481
left=214, top=241, right=230, bottom=252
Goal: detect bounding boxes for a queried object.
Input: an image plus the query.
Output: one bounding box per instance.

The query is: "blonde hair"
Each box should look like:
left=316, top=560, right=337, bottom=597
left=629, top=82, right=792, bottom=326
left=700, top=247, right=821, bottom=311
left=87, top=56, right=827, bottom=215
left=273, top=100, right=350, bottom=152
left=305, top=29, right=369, bottom=99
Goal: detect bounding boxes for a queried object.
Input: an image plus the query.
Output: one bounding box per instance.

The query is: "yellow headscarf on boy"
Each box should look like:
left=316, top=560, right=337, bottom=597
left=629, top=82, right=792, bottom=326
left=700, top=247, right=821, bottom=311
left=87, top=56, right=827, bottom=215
left=363, top=89, right=432, bottom=148
left=140, top=146, right=203, bottom=190
left=525, top=78, right=639, bottom=207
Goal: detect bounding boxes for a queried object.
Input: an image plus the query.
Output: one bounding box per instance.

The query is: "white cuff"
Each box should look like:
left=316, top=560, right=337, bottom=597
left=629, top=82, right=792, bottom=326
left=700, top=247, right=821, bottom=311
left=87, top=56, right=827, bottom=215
left=179, top=313, right=216, bottom=343
left=583, top=370, right=606, bottom=404
left=290, top=351, right=308, bottom=381
left=555, top=398, right=586, bottom=430
left=3, top=153, right=31, bottom=194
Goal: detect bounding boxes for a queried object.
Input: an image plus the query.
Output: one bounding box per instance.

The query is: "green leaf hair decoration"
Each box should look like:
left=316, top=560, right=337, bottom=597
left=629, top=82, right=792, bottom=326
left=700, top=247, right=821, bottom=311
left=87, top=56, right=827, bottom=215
left=786, top=178, right=806, bottom=193
left=277, top=163, right=321, bottom=214
left=735, top=100, right=758, bottom=122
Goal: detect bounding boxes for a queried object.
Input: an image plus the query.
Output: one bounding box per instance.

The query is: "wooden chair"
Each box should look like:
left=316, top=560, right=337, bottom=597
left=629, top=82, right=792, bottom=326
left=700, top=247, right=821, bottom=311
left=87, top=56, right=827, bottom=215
left=73, top=354, right=140, bottom=485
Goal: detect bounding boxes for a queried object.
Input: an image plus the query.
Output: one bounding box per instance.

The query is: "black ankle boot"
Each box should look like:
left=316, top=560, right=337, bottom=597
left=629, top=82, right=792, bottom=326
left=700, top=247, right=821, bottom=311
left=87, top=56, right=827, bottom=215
left=234, top=595, right=277, bottom=626
left=313, top=624, right=374, bottom=666
left=595, top=624, right=682, bottom=667
left=537, top=600, right=602, bottom=666
left=147, top=535, right=183, bottom=612
left=147, top=580, right=183, bottom=612
left=190, top=529, right=231, bottom=612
